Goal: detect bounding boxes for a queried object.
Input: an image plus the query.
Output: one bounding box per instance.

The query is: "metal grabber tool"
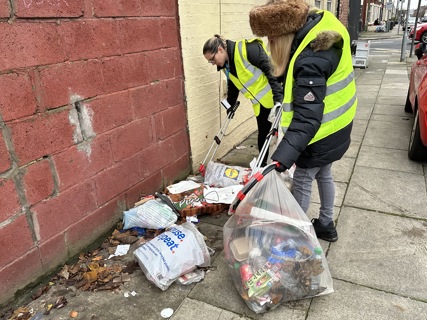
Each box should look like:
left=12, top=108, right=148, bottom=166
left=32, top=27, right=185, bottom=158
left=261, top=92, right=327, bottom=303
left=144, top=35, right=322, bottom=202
left=253, top=102, right=283, bottom=174
left=199, top=100, right=240, bottom=176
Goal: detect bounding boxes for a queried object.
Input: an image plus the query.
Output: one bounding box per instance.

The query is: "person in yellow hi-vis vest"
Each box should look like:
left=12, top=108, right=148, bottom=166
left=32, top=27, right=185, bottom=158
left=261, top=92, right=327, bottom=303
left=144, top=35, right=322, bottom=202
left=250, top=0, right=357, bottom=242
left=203, top=34, right=283, bottom=166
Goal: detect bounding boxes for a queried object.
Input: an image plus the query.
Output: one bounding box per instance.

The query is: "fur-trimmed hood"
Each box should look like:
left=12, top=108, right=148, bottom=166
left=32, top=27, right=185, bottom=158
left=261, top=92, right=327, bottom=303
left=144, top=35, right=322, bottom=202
left=310, top=30, right=342, bottom=52
left=250, top=1, right=343, bottom=52
left=249, top=0, right=309, bottom=38
left=305, top=8, right=343, bottom=52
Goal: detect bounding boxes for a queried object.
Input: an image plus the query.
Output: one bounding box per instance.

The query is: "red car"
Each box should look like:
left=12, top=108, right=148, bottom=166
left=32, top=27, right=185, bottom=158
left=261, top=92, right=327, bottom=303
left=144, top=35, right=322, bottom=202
left=405, top=45, right=427, bottom=161
left=409, top=23, right=427, bottom=43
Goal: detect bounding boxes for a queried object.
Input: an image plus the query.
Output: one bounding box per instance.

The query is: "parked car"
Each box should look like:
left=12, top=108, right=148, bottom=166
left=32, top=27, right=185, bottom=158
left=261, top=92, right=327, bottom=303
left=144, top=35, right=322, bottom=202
left=405, top=44, right=427, bottom=161
left=409, top=23, right=427, bottom=43
left=405, top=17, right=419, bottom=32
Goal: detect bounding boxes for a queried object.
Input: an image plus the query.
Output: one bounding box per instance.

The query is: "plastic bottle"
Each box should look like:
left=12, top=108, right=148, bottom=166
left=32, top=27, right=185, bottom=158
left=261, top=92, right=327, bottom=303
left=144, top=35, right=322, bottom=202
left=310, top=247, right=323, bottom=291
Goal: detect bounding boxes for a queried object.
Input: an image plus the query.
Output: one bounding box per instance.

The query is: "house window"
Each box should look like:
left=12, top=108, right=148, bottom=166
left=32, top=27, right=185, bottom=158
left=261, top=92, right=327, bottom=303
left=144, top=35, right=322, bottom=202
left=315, top=0, right=321, bottom=8
left=327, top=1, right=332, bottom=11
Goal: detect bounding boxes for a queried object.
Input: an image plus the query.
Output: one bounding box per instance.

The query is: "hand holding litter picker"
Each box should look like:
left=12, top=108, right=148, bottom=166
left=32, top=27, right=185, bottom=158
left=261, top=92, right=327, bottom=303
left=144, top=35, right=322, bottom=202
left=253, top=102, right=283, bottom=173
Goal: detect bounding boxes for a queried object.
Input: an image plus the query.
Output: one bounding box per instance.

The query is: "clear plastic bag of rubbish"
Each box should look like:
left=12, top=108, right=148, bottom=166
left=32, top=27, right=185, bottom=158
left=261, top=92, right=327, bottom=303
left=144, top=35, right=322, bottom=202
left=123, top=199, right=177, bottom=230
left=134, top=222, right=210, bottom=290
left=223, top=166, right=333, bottom=313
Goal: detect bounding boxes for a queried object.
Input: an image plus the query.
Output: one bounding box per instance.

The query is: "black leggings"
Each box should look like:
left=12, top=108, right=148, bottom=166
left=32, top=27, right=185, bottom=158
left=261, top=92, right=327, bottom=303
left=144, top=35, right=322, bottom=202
left=256, top=105, right=272, bottom=166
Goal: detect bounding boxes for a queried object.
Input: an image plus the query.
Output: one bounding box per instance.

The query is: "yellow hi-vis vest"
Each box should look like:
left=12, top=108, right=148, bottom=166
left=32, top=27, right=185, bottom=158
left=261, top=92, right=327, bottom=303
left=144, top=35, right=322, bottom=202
left=281, top=10, right=357, bottom=144
left=228, top=39, right=275, bottom=116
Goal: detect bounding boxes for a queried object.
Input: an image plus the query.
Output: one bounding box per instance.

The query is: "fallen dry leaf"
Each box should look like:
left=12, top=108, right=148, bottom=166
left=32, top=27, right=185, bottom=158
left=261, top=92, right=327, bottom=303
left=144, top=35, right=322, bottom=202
left=31, top=284, right=51, bottom=300
left=88, top=262, right=100, bottom=271
left=83, top=270, right=98, bottom=283
left=92, top=255, right=103, bottom=261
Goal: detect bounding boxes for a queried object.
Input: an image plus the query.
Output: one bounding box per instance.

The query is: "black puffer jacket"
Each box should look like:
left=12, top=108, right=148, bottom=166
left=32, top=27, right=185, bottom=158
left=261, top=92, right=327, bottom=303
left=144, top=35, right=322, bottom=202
left=271, top=12, right=353, bottom=169
left=217, top=40, right=283, bottom=107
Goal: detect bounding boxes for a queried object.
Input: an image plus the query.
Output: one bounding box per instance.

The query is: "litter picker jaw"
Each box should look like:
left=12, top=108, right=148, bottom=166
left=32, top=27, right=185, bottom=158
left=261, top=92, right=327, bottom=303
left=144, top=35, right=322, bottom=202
left=198, top=101, right=240, bottom=176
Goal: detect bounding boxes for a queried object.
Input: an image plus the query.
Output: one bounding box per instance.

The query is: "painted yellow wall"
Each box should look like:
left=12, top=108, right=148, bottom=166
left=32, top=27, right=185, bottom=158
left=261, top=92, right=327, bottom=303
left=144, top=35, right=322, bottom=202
left=178, top=0, right=267, bottom=172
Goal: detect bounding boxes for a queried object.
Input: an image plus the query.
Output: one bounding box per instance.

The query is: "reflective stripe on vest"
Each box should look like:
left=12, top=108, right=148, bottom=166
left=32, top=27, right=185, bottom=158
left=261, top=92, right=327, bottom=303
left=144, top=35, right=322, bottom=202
left=281, top=10, right=357, bottom=144
left=228, top=39, right=275, bottom=116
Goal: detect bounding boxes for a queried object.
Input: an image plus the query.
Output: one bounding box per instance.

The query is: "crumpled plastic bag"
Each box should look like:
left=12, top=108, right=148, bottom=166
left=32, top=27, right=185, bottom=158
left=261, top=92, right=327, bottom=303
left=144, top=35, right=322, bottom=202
left=204, top=161, right=251, bottom=187
left=123, top=199, right=177, bottom=230
left=134, top=222, right=211, bottom=290
left=223, top=168, right=333, bottom=313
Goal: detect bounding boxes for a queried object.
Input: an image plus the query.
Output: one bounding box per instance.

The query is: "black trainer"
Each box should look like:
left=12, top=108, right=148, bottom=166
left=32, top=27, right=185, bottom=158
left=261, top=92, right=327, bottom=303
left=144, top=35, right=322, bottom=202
left=311, top=218, right=338, bottom=242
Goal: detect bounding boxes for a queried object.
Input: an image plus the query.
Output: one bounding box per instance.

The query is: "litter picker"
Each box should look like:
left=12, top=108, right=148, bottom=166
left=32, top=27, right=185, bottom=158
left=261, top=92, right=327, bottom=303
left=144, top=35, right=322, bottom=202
left=252, top=102, right=283, bottom=173
left=199, top=100, right=240, bottom=176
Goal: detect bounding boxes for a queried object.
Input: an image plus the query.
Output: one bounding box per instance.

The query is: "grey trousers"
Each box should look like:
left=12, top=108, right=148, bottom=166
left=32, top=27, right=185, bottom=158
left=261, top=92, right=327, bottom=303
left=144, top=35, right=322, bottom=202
left=292, top=163, right=335, bottom=225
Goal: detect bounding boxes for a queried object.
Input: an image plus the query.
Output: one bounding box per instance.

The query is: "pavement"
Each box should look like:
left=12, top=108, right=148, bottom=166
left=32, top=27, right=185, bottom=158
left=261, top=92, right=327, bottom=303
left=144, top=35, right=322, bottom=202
left=2, top=26, right=427, bottom=320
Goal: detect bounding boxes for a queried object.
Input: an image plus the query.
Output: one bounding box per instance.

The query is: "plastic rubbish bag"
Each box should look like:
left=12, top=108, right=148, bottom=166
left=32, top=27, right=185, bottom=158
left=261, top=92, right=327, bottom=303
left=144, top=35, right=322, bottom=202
left=223, top=166, right=333, bottom=313
left=134, top=222, right=211, bottom=290
left=123, top=199, right=177, bottom=230
left=204, top=161, right=251, bottom=187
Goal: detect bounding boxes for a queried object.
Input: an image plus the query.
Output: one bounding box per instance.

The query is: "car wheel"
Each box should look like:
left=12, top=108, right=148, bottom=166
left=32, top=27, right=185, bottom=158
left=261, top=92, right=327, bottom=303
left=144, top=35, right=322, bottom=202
left=422, top=31, right=427, bottom=44
left=408, top=109, right=427, bottom=161
left=405, top=88, right=413, bottom=113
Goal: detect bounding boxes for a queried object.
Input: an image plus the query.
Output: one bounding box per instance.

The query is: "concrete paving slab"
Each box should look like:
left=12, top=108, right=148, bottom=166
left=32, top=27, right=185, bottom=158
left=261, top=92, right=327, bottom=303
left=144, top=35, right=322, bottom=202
left=363, top=121, right=411, bottom=150
left=385, top=68, right=410, bottom=75
left=379, top=82, right=409, bottom=90
left=355, top=78, right=383, bottom=85
left=376, top=95, right=407, bottom=105
left=367, top=116, right=413, bottom=129
left=355, top=84, right=380, bottom=92
left=350, top=119, right=369, bottom=141
left=370, top=113, right=415, bottom=125
left=307, top=279, right=427, bottom=320
left=373, top=104, right=410, bottom=116
left=378, top=88, right=410, bottom=98
left=354, top=106, right=373, bottom=120
left=356, top=145, right=423, bottom=175
left=171, top=298, right=249, bottom=320
left=331, top=157, right=356, bottom=183
left=344, top=140, right=361, bottom=158
left=327, top=207, right=427, bottom=301
left=356, top=97, right=378, bottom=106
left=344, top=166, right=427, bottom=218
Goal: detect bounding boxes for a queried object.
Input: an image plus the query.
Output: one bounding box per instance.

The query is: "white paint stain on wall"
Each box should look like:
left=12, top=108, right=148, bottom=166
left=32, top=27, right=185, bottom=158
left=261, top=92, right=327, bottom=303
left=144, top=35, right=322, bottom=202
left=68, top=94, right=96, bottom=157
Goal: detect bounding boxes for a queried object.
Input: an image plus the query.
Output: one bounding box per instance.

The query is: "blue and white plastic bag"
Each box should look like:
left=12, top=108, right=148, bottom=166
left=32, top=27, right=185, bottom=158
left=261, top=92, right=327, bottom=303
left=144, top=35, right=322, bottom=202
left=134, top=222, right=210, bottom=290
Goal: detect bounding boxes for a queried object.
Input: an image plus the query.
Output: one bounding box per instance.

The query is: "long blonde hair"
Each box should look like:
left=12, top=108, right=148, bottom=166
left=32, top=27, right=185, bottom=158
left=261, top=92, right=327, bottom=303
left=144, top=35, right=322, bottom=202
left=269, top=33, right=295, bottom=77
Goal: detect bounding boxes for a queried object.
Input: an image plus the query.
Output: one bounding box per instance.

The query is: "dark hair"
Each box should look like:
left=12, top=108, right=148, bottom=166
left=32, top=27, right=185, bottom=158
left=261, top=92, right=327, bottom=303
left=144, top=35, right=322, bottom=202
left=203, top=34, right=226, bottom=54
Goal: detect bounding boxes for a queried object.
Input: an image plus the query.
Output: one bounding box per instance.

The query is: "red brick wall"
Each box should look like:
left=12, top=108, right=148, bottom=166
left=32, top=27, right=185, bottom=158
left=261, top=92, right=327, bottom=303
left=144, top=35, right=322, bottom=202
left=0, top=0, right=189, bottom=305
left=338, top=0, right=349, bottom=27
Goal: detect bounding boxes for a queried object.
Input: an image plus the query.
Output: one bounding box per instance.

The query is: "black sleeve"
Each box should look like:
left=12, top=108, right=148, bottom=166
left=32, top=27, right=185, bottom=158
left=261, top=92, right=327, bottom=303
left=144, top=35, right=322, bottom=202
left=226, top=79, right=239, bottom=106
left=246, top=41, right=284, bottom=104
left=271, top=47, right=339, bottom=168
